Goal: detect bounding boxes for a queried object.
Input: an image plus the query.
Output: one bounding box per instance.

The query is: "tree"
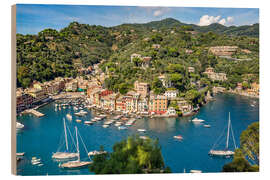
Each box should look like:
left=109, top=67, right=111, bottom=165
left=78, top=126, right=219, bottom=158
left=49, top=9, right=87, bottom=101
left=152, top=78, right=166, bottom=94
left=223, top=122, right=259, bottom=172
left=89, top=136, right=171, bottom=174
left=240, top=122, right=259, bottom=165
left=222, top=149, right=258, bottom=172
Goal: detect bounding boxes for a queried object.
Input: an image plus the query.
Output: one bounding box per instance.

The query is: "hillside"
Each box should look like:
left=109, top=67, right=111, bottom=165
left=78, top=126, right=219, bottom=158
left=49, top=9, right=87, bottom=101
left=16, top=18, right=259, bottom=89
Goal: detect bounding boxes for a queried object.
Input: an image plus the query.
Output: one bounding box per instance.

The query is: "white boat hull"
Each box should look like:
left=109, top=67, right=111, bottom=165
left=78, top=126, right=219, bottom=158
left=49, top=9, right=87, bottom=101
left=208, top=150, right=234, bottom=156
left=60, top=160, right=92, bottom=169
left=52, top=152, right=79, bottom=160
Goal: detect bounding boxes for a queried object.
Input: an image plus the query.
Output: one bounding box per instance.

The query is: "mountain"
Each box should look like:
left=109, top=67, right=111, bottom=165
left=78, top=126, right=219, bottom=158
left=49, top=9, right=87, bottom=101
left=115, top=18, right=259, bottom=37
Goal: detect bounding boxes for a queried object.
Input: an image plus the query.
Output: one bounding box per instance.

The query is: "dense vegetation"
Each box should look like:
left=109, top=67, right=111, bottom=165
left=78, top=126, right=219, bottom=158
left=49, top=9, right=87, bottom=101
left=223, top=122, right=259, bottom=172
left=89, top=136, right=171, bottom=174
left=16, top=18, right=259, bottom=91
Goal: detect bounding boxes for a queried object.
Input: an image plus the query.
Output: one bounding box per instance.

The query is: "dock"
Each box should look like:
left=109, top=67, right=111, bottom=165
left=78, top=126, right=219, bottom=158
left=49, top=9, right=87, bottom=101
left=24, top=109, right=45, bottom=117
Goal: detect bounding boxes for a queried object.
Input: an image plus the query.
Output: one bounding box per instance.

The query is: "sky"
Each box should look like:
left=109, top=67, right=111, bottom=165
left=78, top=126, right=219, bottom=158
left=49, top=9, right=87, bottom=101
left=16, top=4, right=259, bottom=35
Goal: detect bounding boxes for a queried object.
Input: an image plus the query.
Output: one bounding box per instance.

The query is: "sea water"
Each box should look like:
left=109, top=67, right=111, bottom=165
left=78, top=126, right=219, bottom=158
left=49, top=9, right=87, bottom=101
left=16, top=94, right=259, bottom=175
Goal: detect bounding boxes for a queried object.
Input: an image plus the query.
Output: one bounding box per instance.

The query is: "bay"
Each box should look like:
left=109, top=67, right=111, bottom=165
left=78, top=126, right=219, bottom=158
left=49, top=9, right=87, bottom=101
left=16, top=93, right=259, bottom=175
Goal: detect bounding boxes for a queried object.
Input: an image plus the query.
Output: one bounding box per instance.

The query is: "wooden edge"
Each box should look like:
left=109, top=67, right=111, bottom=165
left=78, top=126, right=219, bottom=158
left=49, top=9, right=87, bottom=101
left=11, top=4, right=17, bottom=175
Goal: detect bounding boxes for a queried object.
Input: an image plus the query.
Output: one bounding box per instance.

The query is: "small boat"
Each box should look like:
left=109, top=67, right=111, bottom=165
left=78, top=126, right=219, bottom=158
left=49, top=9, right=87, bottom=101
left=99, top=115, right=107, bottom=119
left=88, top=150, right=107, bottom=156
left=103, top=124, right=109, bottom=128
left=84, top=121, right=93, bottom=125
left=31, top=157, right=41, bottom=165
left=191, top=118, right=204, bottom=122
left=66, top=114, right=72, bottom=121
left=76, top=119, right=82, bottom=123
left=32, top=161, right=41, bottom=165
left=204, top=124, right=211, bottom=128
left=74, top=110, right=88, bottom=116
left=251, top=104, right=255, bottom=107
left=118, top=126, right=127, bottom=130
left=94, top=117, right=102, bottom=121
left=114, top=123, right=121, bottom=127
left=137, top=129, right=146, bottom=132
left=190, top=170, right=202, bottom=173
left=60, top=160, right=92, bottom=169
left=173, top=135, right=183, bottom=140
left=16, top=122, right=24, bottom=129
left=16, top=152, right=25, bottom=156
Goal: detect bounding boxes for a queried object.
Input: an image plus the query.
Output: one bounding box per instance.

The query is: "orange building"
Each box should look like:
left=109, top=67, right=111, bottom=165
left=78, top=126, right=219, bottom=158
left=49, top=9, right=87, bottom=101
left=149, top=95, right=168, bottom=114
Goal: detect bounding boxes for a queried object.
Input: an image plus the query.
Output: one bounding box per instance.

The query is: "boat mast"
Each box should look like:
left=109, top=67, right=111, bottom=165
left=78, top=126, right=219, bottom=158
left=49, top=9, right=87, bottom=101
left=75, top=126, right=80, bottom=161
left=63, top=118, right=68, bottom=151
left=226, top=112, right=231, bottom=150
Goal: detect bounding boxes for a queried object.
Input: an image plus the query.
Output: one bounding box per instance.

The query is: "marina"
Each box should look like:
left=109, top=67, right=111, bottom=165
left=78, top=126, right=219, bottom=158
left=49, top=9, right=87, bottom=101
left=16, top=94, right=259, bottom=175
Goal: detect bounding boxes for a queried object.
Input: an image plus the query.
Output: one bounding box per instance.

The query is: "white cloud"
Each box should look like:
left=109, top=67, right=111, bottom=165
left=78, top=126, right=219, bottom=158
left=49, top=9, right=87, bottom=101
left=198, top=15, right=235, bottom=26
left=139, top=7, right=171, bottom=17
left=227, top=16, right=234, bottom=23
left=153, top=10, right=162, bottom=17
left=219, top=18, right=226, bottom=25
left=198, top=15, right=221, bottom=26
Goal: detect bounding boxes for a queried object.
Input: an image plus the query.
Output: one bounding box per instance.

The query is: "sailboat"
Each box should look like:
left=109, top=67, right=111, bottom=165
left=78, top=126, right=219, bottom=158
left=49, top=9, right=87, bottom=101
left=59, top=126, right=92, bottom=169
left=209, top=112, right=236, bottom=157
left=52, top=118, right=78, bottom=160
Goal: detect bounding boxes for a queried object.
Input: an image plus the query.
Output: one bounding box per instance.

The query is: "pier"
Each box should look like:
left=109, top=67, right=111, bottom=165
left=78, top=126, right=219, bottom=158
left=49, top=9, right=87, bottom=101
left=24, top=109, right=45, bottom=117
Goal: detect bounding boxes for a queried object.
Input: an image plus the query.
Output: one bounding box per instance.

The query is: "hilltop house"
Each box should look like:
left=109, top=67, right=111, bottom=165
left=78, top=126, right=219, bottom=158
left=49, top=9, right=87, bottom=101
left=209, top=46, right=238, bottom=56
left=158, top=74, right=172, bottom=88
left=188, top=67, right=195, bottom=73
left=134, top=81, right=150, bottom=98
left=130, top=53, right=142, bottom=62
left=164, top=90, right=179, bottom=99
left=177, top=99, right=193, bottom=113
left=203, top=67, right=227, bottom=81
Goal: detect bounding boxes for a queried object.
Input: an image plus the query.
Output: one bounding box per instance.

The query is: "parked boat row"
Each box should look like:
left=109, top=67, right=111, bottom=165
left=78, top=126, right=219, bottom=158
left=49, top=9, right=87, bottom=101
left=31, top=157, right=43, bottom=166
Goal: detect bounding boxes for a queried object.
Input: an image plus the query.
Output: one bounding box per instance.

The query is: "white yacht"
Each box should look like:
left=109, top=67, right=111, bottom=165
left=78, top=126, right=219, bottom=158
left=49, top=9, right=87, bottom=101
left=209, top=112, right=236, bottom=157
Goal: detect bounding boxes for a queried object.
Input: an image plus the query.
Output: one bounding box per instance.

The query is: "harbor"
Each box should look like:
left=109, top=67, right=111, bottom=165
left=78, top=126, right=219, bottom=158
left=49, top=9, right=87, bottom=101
left=16, top=94, right=259, bottom=175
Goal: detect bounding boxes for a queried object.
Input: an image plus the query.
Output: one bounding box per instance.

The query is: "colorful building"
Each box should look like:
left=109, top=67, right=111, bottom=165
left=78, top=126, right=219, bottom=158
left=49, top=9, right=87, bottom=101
left=149, top=94, right=168, bottom=114
left=134, top=81, right=150, bottom=98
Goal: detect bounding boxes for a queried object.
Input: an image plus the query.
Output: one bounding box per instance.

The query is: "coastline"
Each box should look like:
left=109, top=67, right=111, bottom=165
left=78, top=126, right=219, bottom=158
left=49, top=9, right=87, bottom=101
left=16, top=93, right=259, bottom=175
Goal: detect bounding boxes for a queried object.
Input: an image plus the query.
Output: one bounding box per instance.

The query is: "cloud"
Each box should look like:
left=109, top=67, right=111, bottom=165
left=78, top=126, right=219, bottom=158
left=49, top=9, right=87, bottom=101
left=198, top=15, right=234, bottom=26
left=219, top=18, right=226, bottom=25
left=139, top=7, right=171, bottom=17
left=153, top=10, right=162, bottom=17
left=227, top=16, right=234, bottom=23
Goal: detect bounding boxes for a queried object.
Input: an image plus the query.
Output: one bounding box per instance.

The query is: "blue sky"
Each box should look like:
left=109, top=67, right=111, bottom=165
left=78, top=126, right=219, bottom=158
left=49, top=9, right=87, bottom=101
left=16, top=4, right=259, bottom=35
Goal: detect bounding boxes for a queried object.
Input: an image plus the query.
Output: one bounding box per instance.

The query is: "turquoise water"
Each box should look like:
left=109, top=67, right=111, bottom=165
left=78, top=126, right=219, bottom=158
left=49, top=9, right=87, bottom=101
left=16, top=94, right=259, bottom=175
